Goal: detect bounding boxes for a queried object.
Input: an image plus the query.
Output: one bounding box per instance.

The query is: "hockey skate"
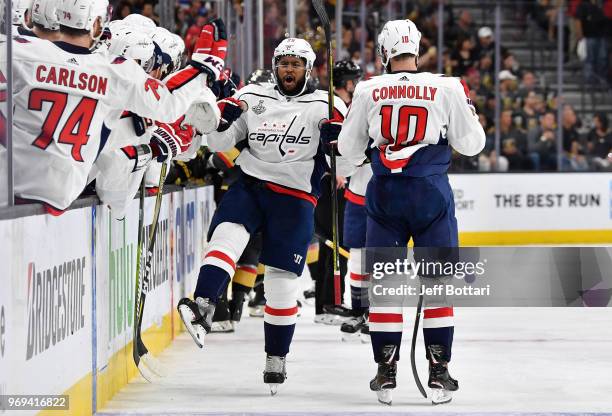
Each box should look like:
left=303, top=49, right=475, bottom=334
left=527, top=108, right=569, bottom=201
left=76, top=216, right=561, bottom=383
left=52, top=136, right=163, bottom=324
left=369, top=345, right=397, bottom=405
left=210, top=296, right=234, bottom=333
left=177, top=297, right=215, bottom=348
left=314, top=305, right=352, bottom=325
left=340, top=313, right=367, bottom=342
left=427, top=344, right=459, bottom=405
left=263, top=355, right=286, bottom=396
left=229, top=290, right=247, bottom=330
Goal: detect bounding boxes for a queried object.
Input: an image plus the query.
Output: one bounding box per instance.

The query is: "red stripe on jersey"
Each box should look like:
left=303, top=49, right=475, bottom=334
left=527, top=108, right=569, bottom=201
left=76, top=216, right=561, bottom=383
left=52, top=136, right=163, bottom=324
left=344, top=188, right=365, bottom=206
left=237, top=265, right=258, bottom=275
left=265, top=183, right=317, bottom=206
left=264, top=305, right=298, bottom=316
left=460, top=79, right=471, bottom=99
left=206, top=250, right=236, bottom=270
left=424, top=307, right=454, bottom=319
left=121, top=146, right=137, bottom=159
left=369, top=312, right=403, bottom=323
left=350, top=272, right=368, bottom=281
left=332, top=107, right=345, bottom=121
left=166, top=67, right=200, bottom=92
left=379, top=147, right=411, bottom=171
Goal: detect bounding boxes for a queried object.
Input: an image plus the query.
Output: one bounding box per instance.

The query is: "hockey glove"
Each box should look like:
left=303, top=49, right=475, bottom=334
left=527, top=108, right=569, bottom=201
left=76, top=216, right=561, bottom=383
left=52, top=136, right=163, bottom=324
left=320, top=117, right=343, bottom=155
left=211, top=71, right=238, bottom=100
left=150, top=116, right=195, bottom=162
left=190, top=18, right=227, bottom=84
left=217, top=97, right=244, bottom=132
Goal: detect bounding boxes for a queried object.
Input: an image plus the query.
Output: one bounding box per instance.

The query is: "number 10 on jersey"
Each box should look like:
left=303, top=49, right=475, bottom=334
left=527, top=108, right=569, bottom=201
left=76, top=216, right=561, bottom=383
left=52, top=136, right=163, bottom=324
left=380, top=104, right=428, bottom=151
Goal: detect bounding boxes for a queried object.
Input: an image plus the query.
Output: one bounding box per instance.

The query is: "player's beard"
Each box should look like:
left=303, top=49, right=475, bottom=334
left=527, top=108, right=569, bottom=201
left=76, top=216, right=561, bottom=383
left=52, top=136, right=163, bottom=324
left=278, top=72, right=306, bottom=97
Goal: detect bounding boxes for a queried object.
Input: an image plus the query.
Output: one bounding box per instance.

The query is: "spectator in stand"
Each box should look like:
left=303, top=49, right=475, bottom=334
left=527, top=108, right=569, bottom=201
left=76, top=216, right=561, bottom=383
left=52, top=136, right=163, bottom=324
left=502, top=51, right=522, bottom=79
left=478, top=53, right=495, bottom=90
left=113, top=1, right=133, bottom=20
left=562, top=104, right=581, bottom=153
left=518, top=91, right=544, bottom=131
left=447, top=10, right=476, bottom=45
left=517, top=72, right=544, bottom=103
left=465, top=67, right=490, bottom=111
left=142, top=2, right=159, bottom=24
left=450, top=35, right=477, bottom=76
left=184, top=13, right=208, bottom=56
left=498, top=70, right=519, bottom=110
left=575, top=0, right=609, bottom=84
left=528, top=111, right=558, bottom=171
left=586, top=112, right=612, bottom=170
left=474, top=26, right=508, bottom=65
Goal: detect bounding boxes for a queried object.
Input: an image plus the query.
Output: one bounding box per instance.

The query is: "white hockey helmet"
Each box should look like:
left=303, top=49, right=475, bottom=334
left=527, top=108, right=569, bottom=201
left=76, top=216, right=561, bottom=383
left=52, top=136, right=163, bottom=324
left=150, top=27, right=177, bottom=75
left=272, top=37, right=316, bottom=97
left=107, top=20, right=156, bottom=73
left=377, top=19, right=422, bottom=67
left=31, top=0, right=60, bottom=30
left=12, top=0, right=33, bottom=28
left=170, top=33, right=185, bottom=71
left=56, top=0, right=110, bottom=31
left=122, top=13, right=156, bottom=34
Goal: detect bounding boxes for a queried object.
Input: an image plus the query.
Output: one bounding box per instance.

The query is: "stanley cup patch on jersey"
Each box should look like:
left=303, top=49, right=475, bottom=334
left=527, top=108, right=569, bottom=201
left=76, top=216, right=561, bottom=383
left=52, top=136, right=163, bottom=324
left=252, top=100, right=266, bottom=115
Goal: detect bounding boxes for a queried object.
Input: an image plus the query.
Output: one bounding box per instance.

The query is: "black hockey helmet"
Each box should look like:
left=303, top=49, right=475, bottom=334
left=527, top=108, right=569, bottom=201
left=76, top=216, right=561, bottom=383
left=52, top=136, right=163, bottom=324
left=246, top=69, right=275, bottom=85
left=333, top=60, right=362, bottom=88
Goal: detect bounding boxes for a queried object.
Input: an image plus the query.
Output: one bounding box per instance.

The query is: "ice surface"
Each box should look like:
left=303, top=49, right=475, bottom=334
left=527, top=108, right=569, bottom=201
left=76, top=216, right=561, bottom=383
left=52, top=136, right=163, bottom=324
left=99, top=299, right=612, bottom=415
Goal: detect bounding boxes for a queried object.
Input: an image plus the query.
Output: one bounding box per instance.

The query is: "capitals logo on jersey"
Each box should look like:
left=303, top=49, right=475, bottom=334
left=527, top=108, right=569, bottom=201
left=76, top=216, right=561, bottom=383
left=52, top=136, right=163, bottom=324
left=248, top=116, right=311, bottom=157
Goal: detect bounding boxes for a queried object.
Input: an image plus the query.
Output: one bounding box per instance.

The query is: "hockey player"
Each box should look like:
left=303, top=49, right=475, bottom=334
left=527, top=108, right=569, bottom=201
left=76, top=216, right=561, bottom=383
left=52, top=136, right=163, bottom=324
left=8, top=0, right=225, bottom=213
left=177, top=37, right=353, bottom=394
left=329, top=60, right=372, bottom=341
left=12, top=0, right=35, bottom=36
left=325, top=20, right=485, bottom=405
left=30, top=0, right=60, bottom=40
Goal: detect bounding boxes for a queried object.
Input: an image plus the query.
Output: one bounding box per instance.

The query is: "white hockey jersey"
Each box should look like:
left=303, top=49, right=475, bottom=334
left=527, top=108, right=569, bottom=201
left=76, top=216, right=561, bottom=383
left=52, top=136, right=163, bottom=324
left=207, top=82, right=354, bottom=197
left=8, top=35, right=215, bottom=210
left=338, top=71, right=485, bottom=177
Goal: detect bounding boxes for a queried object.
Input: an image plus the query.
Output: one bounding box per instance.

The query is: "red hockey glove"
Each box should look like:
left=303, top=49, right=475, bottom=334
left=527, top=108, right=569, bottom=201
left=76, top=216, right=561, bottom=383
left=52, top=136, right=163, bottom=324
left=150, top=116, right=195, bottom=162
left=190, top=18, right=227, bottom=83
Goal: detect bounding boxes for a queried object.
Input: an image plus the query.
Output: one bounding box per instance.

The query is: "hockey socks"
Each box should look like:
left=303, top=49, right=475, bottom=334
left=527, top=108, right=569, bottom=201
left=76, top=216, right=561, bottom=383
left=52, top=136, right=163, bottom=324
left=423, top=306, right=454, bottom=362
left=368, top=306, right=403, bottom=362
left=193, top=222, right=250, bottom=302
left=263, top=266, right=299, bottom=357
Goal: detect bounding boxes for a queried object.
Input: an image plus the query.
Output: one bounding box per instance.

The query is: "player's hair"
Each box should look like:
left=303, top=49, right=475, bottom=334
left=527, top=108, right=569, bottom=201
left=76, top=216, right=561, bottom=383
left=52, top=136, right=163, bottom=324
left=59, top=24, right=90, bottom=37
left=389, top=52, right=418, bottom=72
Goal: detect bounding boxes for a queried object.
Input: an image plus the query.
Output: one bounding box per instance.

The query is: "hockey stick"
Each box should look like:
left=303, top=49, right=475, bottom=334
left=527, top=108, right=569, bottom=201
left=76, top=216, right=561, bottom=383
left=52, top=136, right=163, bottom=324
left=132, top=162, right=168, bottom=382
left=312, top=0, right=341, bottom=306
left=313, top=231, right=350, bottom=259
left=410, top=290, right=428, bottom=398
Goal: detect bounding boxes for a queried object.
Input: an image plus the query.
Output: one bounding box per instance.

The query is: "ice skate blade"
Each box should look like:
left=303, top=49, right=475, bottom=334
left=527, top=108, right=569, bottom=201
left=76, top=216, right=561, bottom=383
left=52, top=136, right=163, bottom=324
left=178, top=305, right=205, bottom=348
left=431, top=388, right=453, bottom=405
left=269, top=384, right=280, bottom=396
left=376, top=389, right=392, bottom=406
left=249, top=306, right=264, bottom=318
left=341, top=331, right=360, bottom=342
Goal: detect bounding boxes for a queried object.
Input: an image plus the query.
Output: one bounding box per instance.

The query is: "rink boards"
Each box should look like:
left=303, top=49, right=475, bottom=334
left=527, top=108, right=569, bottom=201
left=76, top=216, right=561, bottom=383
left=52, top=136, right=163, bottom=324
left=0, top=186, right=215, bottom=416
left=0, top=173, right=611, bottom=416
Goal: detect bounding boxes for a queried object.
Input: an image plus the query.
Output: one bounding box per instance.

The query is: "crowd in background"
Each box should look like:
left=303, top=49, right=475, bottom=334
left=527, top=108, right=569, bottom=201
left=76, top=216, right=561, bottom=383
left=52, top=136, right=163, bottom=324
left=110, top=0, right=611, bottom=172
